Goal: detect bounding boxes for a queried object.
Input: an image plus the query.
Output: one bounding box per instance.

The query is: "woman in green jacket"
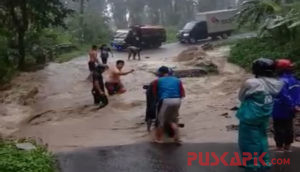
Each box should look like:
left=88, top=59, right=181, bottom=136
left=237, top=58, right=283, bottom=171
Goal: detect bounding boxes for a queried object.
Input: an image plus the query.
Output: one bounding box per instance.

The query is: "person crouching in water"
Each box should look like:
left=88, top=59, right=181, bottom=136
left=92, top=65, right=109, bottom=109
left=272, top=59, right=300, bottom=152
left=236, top=58, right=283, bottom=171
left=105, top=60, right=134, bottom=95
left=152, top=66, right=185, bottom=144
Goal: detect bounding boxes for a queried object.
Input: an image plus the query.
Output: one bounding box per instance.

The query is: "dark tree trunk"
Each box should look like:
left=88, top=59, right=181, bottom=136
left=18, top=31, right=25, bottom=69
left=9, top=0, right=28, bottom=69
left=79, top=0, right=85, bottom=42
left=18, top=0, right=28, bottom=69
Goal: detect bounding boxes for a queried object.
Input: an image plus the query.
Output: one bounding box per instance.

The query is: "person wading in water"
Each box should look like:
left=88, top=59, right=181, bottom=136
left=92, top=64, right=109, bottom=109
left=87, top=45, right=99, bottom=81
left=105, top=60, right=134, bottom=95
left=99, top=44, right=113, bottom=64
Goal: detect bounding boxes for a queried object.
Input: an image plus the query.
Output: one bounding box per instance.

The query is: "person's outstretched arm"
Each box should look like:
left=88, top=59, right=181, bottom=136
left=119, top=69, right=135, bottom=75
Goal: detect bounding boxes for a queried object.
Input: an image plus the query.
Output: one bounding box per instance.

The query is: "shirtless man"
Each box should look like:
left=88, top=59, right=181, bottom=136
left=105, top=60, right=134, bottom=95
left=87, top=45, right=99, bottom=80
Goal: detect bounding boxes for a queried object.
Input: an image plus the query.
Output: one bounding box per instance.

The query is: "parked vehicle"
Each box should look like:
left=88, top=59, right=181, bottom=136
left=177, top=9, right=236, bottom=43
left=111, top=30, right=129, bottom=51
left=111, top=25, right=166, bottom=50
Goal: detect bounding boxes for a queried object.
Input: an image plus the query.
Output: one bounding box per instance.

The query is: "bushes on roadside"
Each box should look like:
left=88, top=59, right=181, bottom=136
left=166, top=26, right=178, bottom=43
left=0, top=35, right=17, bottom=84
left=229, top=37, right=300, bottom=77
left=0, top=141, right=55, bottom=172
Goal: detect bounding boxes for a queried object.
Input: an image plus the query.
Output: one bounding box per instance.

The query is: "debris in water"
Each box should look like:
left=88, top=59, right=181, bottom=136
left=230, top=106, right=239, bottom=111
left=19, top=87, right=39, bottom=105
left=16, top=143, right=36, bottom=151
left=175, top=46, right=206, bottom=62
left=201, top=43, right=214, bottom=51
left=220, top=113, right=231, bottom=118
left=175, top=46, right=219, bottom=74
left=173, top=69, right=208, bottom=78
left=226, top=124, right=238, bottom=131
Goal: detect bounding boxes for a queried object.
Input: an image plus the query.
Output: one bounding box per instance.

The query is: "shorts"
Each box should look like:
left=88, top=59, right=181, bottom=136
left=157, top=98, right=181, bottom=127
left=105, top=82, right=124, bottom=95
left=101, top=56, right=108, bottom=64
left=128, top=46, right=141, bottom=53
left=88, top=61, right=96, bottom=72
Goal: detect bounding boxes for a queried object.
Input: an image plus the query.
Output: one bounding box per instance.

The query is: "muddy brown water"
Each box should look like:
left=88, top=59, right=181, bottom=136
left=1, top=43, right=300, bottom=153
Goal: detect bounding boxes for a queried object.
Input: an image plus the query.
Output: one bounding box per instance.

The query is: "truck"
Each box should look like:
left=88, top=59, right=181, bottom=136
left=111, top=25, right=166, bottom=50
left=177, top=9, right=236, bottom=43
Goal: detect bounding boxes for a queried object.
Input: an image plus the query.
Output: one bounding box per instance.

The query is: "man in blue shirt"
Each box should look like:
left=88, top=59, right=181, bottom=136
left=152, top=66, right=185, bottom=144
left=273, top=59, right=300, bottom=151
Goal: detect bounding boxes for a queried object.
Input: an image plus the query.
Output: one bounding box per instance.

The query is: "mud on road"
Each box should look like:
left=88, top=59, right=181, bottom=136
left=0, top=43, right=261, bottom=152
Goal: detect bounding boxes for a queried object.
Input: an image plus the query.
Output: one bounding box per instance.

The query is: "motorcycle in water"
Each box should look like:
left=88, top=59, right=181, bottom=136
left=143, top=84, right=184, bottom=135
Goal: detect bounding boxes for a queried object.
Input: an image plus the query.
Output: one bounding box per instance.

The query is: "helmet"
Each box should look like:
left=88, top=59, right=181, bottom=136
left=157, top=66, right=170, bottom=77
left=252, top=58, right=275, bottom=77
left=276, top=59, right=294, bottom=70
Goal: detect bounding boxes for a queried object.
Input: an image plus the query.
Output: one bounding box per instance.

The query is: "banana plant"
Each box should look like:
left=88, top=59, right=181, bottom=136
left=237, top=0, right=283, bottom=28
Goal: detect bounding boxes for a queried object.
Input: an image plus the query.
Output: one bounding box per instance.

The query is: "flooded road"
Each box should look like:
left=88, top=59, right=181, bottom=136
left=57, top=143, right=299, bottom=172
left=1, top=41, right=300, bottom=171
left=11, top=43, right=196, bottom=151
left=0, top=42, right=246, bottom=151
left=0, top=41, right=298, bottom=152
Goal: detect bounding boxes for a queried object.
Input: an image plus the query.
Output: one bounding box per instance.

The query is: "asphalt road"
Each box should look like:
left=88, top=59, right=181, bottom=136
left=57, top=142, right=299, bottom=172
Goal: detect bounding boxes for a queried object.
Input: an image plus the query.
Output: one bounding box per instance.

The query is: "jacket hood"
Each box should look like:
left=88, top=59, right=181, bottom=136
left=258, top=77, right=283, bottom=96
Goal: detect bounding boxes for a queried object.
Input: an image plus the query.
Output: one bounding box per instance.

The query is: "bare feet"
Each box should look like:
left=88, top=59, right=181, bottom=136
left=274, top=147, right=284, bottom=152
left=284, top=145, right=292, bottom=152
left=152, top=139, right=163, bottom=144
left=174, top=138, right=182, bottom=146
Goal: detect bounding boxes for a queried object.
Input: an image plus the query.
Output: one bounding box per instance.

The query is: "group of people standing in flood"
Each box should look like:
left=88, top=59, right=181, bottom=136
left=237, top=58, right=300, bottom=171
left=87, top=44, right=185, bottom=144
left=87, top=44, right=134, bottom=109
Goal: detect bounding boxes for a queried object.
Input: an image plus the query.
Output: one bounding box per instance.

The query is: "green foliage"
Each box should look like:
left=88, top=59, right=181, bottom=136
left=55, top=45, right=89, bottom=63
left=0, top=35, right=16, bottom=84
left=0, top=0, right=112, bottom=84
left=229, top=37, right=300, bottom=77
left=0, top=141, right=55, bottom=172
left=166, top=26, right=179, bottom=43
left=234, top=0, right=300, bottom=77
left=237, top=0, right=283, bottom=27
left=65, top=13, right=111, bottom=44
left=237, top=0, right=300, bottom=42
left=0, top=0, right=73, bottom=69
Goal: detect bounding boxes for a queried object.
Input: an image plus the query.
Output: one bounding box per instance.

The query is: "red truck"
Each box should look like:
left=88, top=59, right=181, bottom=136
left=111, top=25, right=166, bottom=50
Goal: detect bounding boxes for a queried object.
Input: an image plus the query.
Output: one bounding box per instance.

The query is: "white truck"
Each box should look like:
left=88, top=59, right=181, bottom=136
left=177, top=9, right=237, bottom=43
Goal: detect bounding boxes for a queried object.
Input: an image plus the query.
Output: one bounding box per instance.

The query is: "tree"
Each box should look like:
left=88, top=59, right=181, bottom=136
left=237, top=0, right=283, bottom=28
left=108, top=0, right=128, bottom=28
left=127, top=0, right=147, bottom=25
left=237, top=0, right=300, bottom=42
left=0, top=0, right=72, bottom=69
